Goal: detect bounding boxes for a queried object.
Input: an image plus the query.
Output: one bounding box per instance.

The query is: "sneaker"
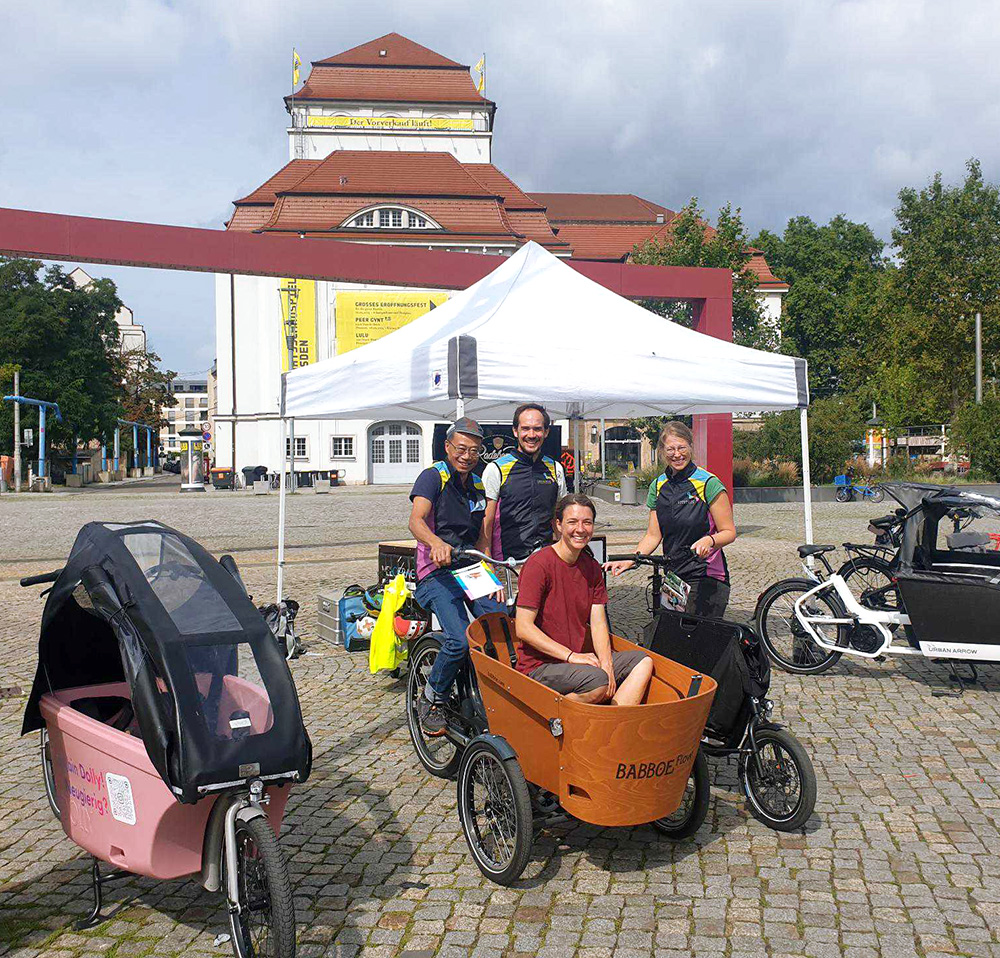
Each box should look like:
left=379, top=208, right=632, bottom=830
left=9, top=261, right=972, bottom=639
left=417, top=696, right=448, bottom=737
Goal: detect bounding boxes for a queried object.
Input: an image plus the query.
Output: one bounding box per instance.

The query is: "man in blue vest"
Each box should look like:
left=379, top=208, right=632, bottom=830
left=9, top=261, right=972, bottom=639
left=483, top=403, right=568, bottom=561
left=408, top=417, right=503, bottom=736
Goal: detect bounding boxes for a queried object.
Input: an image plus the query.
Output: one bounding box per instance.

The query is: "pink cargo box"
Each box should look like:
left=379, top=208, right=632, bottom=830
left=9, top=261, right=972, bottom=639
left=41, top=681, right=290, bottom=881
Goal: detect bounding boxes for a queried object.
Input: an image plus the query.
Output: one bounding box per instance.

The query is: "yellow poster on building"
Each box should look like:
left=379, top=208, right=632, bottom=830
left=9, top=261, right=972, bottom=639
left=278, top=278, right=317, bottom=372
left=307, top=115, right=474, bottom=131
left=335, top=292, right=450, bottom=354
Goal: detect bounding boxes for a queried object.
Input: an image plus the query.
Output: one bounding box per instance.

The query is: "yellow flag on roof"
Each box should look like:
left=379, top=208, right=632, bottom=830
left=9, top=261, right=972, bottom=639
left=292, top=49, right=302, bottom=87
left=474, top=54, right=485, bottom=94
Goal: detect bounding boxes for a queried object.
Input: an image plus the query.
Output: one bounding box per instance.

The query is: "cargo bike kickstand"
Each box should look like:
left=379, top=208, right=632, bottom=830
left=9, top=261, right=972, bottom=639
left=406, top=549, right=720, bottom=885
left=609, top=553, right=817, bottom=833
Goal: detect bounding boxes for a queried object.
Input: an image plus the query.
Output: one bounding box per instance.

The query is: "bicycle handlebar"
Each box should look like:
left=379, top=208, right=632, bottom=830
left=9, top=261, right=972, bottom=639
left=453, top=548, right=526, bottom=570
left=20, top=569, right=63, bottom=587
left=606, top=553, right=671, bottom=567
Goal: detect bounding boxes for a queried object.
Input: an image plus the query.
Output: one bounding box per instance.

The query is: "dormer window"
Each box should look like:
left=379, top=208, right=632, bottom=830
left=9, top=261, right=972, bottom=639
left=343, top=206, right=438, bottom=230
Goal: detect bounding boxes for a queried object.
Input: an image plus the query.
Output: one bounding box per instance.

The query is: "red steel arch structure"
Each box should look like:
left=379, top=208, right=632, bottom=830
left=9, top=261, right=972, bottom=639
left=0, top=206, right=734, bottom=487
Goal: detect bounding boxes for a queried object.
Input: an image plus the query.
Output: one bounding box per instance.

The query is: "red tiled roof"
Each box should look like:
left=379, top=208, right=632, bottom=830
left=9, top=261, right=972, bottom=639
left=553, top=223, right=673, bottom=260
left=262, top=194, right=513, bottom=235
left=464, top=164, right=544, bottom=210
left=747, top=251, right=789, bottom=289
left=281, top=151, right=493, bottom=196
left=283, top=232, right=522, bottom=246
left=225, top=153, right=777, bottom=270
left=292, top=65, right=488, bottom=104
left=233, top=159, right=319, bottom=205
left=315, top=33, right=465, bottom=69
left=530, top=192, right=674, bottom=223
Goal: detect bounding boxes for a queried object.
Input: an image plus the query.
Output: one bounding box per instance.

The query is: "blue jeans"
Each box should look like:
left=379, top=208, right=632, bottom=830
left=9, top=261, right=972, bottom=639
left=415, top=571, right=505, bottom=703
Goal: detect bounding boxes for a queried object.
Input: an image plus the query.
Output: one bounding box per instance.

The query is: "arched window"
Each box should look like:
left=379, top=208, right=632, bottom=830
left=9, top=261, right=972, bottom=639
left=342, top=205, right=438, bottom=230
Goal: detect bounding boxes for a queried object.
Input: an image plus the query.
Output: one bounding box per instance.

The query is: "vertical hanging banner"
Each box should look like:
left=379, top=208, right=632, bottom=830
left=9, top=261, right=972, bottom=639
left=278, top=278, right=317, bottom=371
left=334, top=291, right=449, bottom=354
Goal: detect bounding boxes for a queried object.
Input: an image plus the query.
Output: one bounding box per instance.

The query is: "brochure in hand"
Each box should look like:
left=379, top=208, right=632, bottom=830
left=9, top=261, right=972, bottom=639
left=452, top=561, right=503, bottom=601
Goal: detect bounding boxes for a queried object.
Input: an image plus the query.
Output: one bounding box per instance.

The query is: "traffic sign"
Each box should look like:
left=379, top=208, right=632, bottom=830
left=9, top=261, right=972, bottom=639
left=202, top=432, right=211, bottom=441
left=22, top=428, right=33, bottom=445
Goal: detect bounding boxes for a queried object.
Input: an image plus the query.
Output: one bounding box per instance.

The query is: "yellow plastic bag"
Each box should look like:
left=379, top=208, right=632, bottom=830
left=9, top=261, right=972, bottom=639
left=369, top=573, right=410, bottom=674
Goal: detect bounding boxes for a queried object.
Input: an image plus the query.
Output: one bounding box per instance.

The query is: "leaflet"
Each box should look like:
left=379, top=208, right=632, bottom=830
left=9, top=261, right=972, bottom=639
left=452, top=561, right=503, bottom=600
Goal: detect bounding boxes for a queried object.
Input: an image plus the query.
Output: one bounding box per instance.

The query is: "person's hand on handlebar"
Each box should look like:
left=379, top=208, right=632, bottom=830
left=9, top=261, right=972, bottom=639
left=430, top=538, right=453, bottom=568
left=604, top=559, right=635, bottom=576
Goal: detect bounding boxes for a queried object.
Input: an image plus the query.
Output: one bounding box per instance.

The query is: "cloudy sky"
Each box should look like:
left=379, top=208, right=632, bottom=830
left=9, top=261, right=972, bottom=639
left=2, top=0, right=998, bottom=372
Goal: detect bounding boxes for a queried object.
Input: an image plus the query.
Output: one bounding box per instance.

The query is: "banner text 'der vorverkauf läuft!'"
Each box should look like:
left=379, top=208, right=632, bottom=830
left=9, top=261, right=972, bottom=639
left=279, top=279, right=317, bottom=371
left=334, top=292, right=449, bottom=354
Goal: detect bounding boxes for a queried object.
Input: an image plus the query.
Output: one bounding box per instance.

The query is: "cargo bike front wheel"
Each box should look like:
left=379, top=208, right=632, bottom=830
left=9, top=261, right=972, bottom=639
left=226, top=816, right=296, bottom=958
left=739, top=726, right=816, bottom=832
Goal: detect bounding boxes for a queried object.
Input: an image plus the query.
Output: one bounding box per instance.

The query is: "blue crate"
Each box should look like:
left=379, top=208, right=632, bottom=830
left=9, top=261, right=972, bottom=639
left=833, top=474, right=851, bottom=486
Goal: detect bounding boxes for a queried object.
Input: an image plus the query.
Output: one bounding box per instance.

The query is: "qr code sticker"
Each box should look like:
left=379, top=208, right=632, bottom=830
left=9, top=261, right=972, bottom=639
left=105, top=772, right=136, bottom=825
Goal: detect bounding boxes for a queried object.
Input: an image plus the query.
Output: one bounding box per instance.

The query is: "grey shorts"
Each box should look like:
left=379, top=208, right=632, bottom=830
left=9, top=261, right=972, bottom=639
left=529, top=649, right=649, bottom=695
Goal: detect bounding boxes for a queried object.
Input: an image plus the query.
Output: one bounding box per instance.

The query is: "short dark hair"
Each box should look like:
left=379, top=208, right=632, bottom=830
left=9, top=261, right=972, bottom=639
left=555, top=493, right=596, bottom=521
left=512, top=402, right=551, bottom=430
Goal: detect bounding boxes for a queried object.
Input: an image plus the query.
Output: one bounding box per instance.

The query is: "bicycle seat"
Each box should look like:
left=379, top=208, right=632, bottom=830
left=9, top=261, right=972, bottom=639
left=797, top=544, right=836, bottom=558
left=868, top=515, right=898, bottom=530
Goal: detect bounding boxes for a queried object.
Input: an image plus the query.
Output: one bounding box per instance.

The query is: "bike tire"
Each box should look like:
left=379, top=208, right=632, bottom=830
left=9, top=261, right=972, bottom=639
left=227, top=816, right=296, bottom=958
left=652, top=749, right=710, bottom=840
left=835, top=488, right=851, bottom=503
left=754, top=578, right=846, bottom=675
left=740, top=726, right=817, bottom=832
left=41, top=728, right=60, bottom=819
left=869, top=485, right=885, bottom=503
left=406, top=635, right=461, bottom=779
left=458, top=737, right=534, bottom=885
left=838, top=555, right=899, bottom=612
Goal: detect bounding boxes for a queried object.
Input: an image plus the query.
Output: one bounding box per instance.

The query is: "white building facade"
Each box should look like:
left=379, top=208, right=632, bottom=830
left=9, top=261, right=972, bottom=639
left=215, top=32, right=787, bottom=485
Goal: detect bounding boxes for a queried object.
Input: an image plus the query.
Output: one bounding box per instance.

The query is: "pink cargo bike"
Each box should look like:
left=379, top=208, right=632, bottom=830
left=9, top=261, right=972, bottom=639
left=21, top=521, right=312, bottom=958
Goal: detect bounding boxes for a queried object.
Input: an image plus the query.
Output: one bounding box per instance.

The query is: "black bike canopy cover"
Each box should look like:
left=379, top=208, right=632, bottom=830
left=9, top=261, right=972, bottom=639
left=22, top=521, right=311, bottom=803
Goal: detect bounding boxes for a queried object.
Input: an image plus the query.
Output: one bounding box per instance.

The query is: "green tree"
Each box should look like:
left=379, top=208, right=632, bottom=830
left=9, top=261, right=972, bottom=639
left=633, top=199, right=775, bottom=350
left=119, top=346, right=176, bottom=428
left=0, top=259, right=123, bottom=455
left=873, top=159, right=1000, bottom=422
left=751, top=215, right=885, bottom=399
left=733, top=397, right=865, bottom=483
left=950, top=398, right=1000, bottom=480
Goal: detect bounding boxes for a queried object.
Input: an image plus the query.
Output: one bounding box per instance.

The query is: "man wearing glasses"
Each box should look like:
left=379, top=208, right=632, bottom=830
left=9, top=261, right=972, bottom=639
left=408, top=417, right=503, bottom=736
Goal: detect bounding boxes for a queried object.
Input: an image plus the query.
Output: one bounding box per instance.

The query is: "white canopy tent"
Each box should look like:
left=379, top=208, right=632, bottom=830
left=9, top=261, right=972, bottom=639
left=277, top=241, right=812, bottom=600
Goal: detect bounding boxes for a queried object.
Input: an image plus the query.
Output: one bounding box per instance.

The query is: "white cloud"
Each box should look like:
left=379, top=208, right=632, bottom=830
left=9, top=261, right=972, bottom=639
left=4, top=0, right=1000, bottom=369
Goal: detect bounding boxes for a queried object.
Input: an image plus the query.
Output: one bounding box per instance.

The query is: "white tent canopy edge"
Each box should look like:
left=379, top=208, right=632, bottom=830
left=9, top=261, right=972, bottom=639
left=274, top=241, right=813, bottom=602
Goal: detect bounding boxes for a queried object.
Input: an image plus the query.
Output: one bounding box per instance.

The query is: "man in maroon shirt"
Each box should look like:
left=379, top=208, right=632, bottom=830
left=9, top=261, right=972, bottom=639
left=515, top=494, right=653, bottom=705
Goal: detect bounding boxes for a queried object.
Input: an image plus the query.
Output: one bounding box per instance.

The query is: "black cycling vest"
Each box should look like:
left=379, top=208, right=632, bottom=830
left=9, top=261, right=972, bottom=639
left=491, top=451, right=561, bottom=560
left=652, top=460, right=729, bottom=584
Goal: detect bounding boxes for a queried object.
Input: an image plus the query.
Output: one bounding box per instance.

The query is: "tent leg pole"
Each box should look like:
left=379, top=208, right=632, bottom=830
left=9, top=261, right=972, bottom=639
left=455, top=398, right=464, bottom=419
left=600, top=417, right=606, bottom=480
left=800, top=407, right=814, bottom=559
left=574, top=417, right=581, bottom=493
left=277, top=417, right=288, bottom=605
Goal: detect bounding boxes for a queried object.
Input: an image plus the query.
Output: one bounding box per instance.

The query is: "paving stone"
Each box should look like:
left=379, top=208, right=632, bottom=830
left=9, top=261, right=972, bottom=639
left=2, top=491, right=999, bottom=957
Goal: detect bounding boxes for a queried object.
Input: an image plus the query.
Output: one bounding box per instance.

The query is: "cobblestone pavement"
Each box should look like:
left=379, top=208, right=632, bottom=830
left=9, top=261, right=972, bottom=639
left=1, top=483, right=999, bottom=957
